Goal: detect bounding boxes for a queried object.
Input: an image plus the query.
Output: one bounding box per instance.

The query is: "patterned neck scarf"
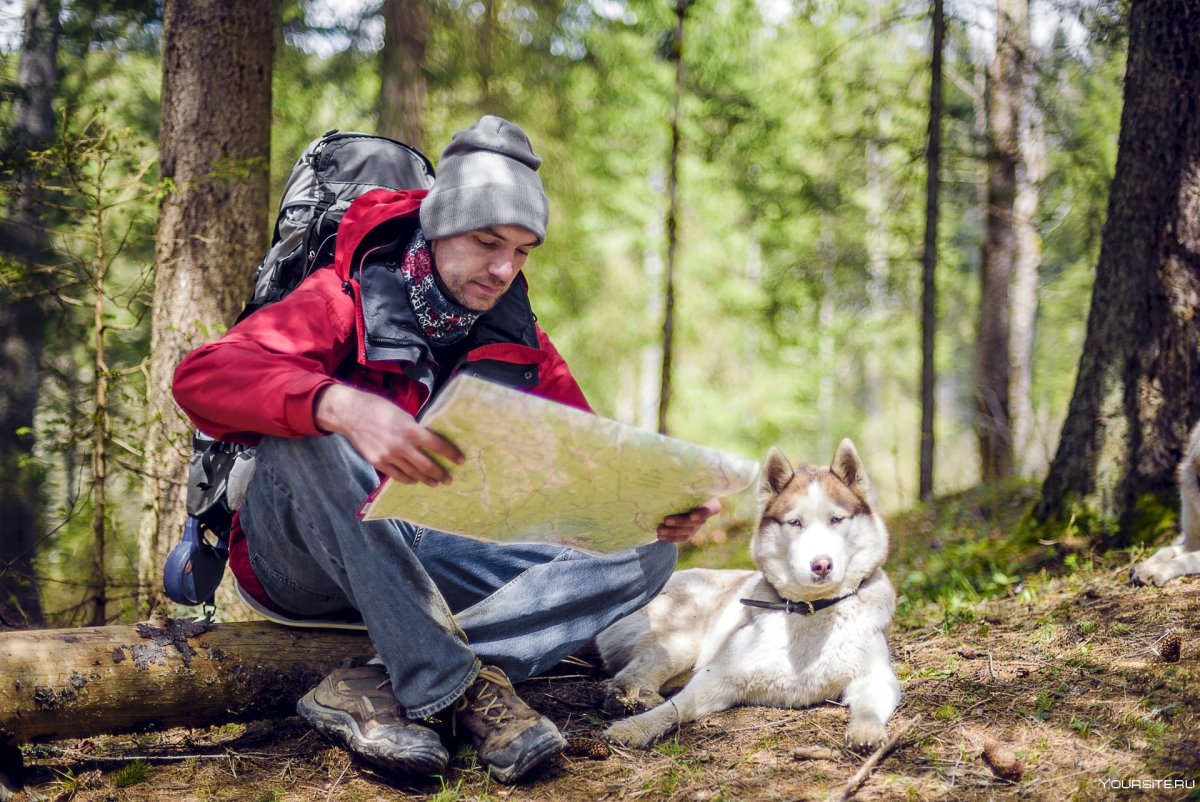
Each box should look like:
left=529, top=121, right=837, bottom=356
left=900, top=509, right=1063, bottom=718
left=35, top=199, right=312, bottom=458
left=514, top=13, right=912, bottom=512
left=399, top=229, right=481, bottom=344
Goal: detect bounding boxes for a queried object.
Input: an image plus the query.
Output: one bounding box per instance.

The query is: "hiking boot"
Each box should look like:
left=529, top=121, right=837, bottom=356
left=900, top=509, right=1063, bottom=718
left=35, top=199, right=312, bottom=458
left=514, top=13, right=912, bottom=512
left=298, top=663, right=448, bottom=775
left=454, top=665, right=566, bottom=782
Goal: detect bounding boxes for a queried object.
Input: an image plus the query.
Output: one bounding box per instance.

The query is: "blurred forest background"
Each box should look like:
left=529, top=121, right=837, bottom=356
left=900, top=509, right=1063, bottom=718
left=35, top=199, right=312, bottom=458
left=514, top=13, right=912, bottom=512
left=1, top=0, right=1196, bottom=630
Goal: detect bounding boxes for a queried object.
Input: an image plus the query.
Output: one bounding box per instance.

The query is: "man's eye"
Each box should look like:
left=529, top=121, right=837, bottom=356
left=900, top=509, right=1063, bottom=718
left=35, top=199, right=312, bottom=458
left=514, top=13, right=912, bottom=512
left=476, top=237, right=497, bottom=248
left=516, top=248, right=530, bottom=257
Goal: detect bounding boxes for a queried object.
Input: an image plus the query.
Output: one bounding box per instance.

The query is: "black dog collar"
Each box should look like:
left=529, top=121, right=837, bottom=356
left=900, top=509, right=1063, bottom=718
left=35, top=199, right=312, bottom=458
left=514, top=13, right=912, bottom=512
left=740, top=594, right=853, bottom=615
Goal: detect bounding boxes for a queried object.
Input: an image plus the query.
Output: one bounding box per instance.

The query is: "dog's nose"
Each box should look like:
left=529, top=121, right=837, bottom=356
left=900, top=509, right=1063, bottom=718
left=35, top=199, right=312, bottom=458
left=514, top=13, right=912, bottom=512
left=811, top=556, right=833, bottom=579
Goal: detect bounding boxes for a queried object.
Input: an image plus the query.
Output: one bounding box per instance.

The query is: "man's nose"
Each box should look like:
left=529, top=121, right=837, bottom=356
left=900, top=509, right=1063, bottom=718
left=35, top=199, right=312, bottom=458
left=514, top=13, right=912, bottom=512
left=488, top=253, right=517, bottom=280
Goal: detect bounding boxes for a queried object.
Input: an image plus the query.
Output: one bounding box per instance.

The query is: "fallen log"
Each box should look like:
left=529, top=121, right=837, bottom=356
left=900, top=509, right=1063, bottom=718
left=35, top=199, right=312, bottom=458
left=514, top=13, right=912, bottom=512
left=0, top=618, right=373, bottom=744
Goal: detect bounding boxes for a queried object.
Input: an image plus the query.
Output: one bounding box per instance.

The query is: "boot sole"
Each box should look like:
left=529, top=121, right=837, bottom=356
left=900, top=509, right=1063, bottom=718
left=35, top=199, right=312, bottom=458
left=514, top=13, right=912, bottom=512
left=298, top=689, right=448, bottom=775
left=485, top=726, right=567, bottom=783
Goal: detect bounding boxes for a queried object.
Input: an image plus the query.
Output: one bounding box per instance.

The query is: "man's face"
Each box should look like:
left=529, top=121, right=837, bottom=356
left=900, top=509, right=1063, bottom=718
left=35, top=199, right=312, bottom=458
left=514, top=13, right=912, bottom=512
left=430, top=225, right=539, bottom=313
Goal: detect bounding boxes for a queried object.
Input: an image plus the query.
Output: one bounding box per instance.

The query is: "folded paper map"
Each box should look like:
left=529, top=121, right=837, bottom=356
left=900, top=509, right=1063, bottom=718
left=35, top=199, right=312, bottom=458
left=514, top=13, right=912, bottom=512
left=358, top=374, right=760, bottom=552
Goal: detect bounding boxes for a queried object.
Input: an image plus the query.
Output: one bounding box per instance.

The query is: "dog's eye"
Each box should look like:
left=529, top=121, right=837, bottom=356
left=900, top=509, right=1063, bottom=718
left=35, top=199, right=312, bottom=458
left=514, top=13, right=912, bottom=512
left=830, top=515, right=845, bottom=525
left=786, top=518, right=804, bottom=529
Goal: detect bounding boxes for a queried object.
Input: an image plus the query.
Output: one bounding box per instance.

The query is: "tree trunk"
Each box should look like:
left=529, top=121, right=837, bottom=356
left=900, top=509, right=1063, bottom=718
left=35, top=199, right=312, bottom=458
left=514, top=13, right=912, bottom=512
left=0, top=0, right=60, bottom=629
left=658, top=0, right=688, bottom=436
left=0, top=621, right=371, bottom=743
left=138, top=1, right=273, bottom=617
left=380, top=0, right=428, bottom=149
left=1033, top=0, right=1200, bottom=537
left=1010, top=96, right=1047, bottom=475
left=975, top=0, right=1026, bottom=481
left=919, top=0, right=944, bottom=500
left=478, top=0, right=499, bottom=108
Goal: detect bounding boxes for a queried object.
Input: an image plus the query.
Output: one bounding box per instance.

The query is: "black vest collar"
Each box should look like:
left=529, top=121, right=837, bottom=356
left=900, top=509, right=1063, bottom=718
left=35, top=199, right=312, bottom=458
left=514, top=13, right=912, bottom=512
left=355, top=218, right=539, bottom=366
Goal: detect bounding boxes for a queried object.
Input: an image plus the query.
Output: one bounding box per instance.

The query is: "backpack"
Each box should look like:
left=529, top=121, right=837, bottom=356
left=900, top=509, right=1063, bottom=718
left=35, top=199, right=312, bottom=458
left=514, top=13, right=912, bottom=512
left=163, top=131, right=435, bottom=610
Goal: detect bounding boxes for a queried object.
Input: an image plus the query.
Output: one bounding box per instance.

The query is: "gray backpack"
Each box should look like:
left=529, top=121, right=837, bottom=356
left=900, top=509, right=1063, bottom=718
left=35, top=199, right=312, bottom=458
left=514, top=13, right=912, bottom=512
left=239, top=130, right=435, bottom=320
left=166, top=131, right=435, bottom=608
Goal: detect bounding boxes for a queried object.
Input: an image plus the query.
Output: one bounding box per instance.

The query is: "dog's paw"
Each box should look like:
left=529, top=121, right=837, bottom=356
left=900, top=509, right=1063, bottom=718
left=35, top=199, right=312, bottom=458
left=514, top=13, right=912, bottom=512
left=845, top=718, right=888, bottom=751
left=603, top=684, right=665, bottom=716
left=1131, top=560, right=1178, bottom=587
left=602, top=717, right=664, bottom=749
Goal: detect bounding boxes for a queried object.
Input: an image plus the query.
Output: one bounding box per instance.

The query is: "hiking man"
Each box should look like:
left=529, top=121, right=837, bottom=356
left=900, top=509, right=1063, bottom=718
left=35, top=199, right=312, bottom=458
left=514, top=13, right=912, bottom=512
left=172, top=115, right=718, bottom=783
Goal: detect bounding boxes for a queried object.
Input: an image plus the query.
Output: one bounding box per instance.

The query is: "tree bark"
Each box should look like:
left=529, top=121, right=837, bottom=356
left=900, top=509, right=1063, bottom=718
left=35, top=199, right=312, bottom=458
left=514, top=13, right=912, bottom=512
left=0, top=0, right=60, bottom=629
left=919, top=0, right=944, bottom=500
left=0, top=621, right=371, bottom=743
left=138, top=1, right=273, bottom=616
left=380, top=0, right=428, bottom=149
left=975, top=0, right=1027, bottom=481
left=1033, top=0, right=1200, bottom=536
left=1010, top=95, right=1047, bottom=475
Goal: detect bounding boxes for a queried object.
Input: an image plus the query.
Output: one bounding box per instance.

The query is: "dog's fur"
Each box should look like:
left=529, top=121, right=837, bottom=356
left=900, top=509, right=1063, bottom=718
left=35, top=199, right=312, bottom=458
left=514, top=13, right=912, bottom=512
left=596, top=440, right=900, bottom=749
left=1132, top=420, right=1200, bottom=586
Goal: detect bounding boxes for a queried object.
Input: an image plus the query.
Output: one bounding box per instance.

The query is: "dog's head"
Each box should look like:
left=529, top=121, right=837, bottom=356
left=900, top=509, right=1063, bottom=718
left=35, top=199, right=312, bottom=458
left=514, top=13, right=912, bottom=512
left=750, top=439, right=889, bottom=601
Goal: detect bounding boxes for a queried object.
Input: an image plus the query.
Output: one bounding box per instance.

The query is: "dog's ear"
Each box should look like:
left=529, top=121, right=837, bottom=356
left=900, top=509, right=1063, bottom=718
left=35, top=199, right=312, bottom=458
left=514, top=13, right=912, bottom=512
left=831, top=438, right=870, bottom=499
left=760, top=448, right=794, bottom=498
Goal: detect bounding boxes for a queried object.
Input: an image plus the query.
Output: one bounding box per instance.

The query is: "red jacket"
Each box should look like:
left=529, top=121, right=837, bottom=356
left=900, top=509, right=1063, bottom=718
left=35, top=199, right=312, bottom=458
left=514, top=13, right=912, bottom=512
left=172, top=189, right=591, bottom=616
left=173, top=189, right=590, bottom=443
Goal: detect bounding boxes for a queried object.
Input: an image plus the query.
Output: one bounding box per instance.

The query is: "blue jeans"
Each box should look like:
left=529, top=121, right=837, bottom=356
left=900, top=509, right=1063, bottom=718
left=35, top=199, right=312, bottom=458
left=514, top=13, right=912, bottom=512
left=238, top=433, right=678, bottom=719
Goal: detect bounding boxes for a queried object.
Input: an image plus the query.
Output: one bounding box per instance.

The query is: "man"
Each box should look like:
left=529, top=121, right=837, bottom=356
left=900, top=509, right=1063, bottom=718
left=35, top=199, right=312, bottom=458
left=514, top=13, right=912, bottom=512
left=173, top=115, right=718, bottom=783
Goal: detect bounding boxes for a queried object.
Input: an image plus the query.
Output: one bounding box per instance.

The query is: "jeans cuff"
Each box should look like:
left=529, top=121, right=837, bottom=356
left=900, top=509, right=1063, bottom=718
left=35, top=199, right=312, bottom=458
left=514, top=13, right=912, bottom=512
left=406, top=658, right=481, bottom=720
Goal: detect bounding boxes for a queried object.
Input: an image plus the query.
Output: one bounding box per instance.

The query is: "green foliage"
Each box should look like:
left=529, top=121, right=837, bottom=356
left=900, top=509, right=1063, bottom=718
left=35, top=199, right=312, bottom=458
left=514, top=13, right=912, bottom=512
left=653, top=736, right=688, bottom=757
left=890, top=479, right=1062, bottom=621
left=112, top=758, right=152, bottom=788
left=430, top=776, right=467, bottom=802
left=11, top=114, right=157, bottom=625
left=1124, top=492, right=1179, bottom=547
left=46, top=766, right=80, bottom=799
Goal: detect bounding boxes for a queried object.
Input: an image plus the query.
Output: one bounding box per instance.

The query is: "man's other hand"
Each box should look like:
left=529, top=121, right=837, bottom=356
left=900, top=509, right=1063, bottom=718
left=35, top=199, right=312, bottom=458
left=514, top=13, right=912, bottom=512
left=315, top=383, right=465, bottom=486
left=656, top=497, right=721, bottom=543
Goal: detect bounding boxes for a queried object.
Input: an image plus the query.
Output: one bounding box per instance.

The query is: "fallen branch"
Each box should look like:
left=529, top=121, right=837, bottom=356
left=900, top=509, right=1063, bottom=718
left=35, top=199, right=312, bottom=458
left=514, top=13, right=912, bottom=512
left=826, top=715, right=922, bottom=802
left=0, top=619, right=373, bottom=744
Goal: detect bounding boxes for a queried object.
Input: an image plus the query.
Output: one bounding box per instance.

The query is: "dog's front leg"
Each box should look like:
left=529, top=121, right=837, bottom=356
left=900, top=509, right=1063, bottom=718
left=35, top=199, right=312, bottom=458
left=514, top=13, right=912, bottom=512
left=602, top=670, right=735, bottom=749
left=1133, top=545, right=1200, bottom=586
left=841, top=658, right=901, bottom=749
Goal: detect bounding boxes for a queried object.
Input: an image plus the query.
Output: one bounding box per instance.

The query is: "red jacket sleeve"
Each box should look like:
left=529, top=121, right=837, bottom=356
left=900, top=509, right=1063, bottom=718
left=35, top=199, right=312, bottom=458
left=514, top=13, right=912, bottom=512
left=172, top=268, right=355, bottom=443
left=533, top=324, right=592, bottom=414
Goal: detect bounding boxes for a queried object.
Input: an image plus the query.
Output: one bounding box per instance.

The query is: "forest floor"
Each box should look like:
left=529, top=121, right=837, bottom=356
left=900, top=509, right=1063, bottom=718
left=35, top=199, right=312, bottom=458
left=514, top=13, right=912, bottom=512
left=12, top=483, right=1200, bottom=802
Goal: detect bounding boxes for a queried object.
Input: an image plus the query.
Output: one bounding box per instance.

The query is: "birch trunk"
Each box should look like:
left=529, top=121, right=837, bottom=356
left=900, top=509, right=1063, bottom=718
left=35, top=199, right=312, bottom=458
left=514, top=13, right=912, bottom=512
left=1010, top=99, right=1046, bottom=475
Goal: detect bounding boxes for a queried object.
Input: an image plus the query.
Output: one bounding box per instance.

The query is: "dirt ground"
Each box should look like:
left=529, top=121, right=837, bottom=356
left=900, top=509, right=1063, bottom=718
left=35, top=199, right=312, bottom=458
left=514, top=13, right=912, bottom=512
left=10, top=533, right=1200, bottom=801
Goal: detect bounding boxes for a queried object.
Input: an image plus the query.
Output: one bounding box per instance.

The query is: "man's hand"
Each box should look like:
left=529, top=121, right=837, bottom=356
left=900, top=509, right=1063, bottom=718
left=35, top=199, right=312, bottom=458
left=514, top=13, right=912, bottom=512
left=315, top=383, right=465, bottom=486
left=656, top=497, right=721, bottom=544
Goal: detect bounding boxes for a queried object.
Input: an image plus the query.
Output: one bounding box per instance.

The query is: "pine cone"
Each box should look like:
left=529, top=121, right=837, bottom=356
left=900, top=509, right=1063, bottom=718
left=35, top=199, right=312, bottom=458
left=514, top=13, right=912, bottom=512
left=565, top=736, right=610, bottom=760
left=981, top=738, right=1023, bottom=782
left=1158, top=631, right=1182, bottom=663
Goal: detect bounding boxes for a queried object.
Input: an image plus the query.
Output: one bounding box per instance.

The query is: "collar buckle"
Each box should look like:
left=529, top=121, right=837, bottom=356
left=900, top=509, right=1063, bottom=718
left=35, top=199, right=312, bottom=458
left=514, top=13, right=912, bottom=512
left=784, top=598, right=816, bottom=615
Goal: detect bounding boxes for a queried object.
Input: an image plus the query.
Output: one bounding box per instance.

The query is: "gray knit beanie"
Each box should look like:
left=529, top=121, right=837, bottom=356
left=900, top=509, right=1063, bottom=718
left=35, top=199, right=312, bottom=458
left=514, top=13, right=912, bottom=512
left=419, top=115, right=549, bottom=244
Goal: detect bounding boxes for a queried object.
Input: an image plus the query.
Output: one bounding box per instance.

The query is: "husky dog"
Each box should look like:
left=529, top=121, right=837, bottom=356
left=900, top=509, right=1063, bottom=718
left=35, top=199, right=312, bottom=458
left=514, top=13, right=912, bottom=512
left=596, top=440, right=900, bottom=749
left=1133, top=420, right=1200, bottom=586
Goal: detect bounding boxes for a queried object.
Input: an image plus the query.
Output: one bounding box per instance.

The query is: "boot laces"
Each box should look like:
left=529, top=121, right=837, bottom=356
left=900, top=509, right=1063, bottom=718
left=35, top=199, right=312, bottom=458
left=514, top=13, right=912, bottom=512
left=457, top=667, right=515, bottom=727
